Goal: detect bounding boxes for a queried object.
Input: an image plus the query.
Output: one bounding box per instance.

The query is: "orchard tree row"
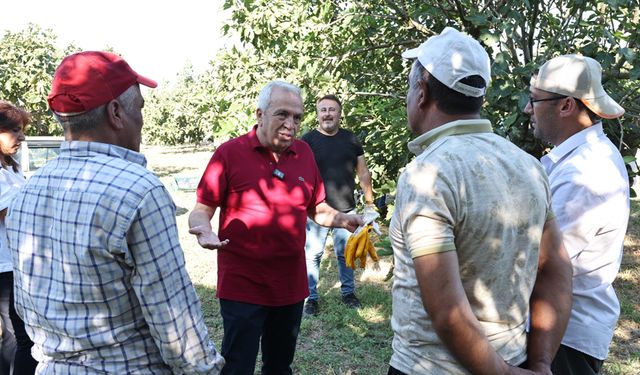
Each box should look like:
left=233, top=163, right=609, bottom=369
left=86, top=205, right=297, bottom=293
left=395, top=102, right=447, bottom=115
left=2, top=1, right=639, bottom=195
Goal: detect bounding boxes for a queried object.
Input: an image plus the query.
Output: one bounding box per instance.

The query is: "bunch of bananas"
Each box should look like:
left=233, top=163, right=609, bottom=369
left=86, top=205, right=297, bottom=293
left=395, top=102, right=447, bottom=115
left=345, top=224, right=379, bottom=269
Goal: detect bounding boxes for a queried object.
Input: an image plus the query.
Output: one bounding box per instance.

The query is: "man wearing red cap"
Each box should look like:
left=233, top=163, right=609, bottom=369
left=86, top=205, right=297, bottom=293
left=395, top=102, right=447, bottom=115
left=525, top=55, right=630, bottom=375
left=6, top=51, right=225, bottom=374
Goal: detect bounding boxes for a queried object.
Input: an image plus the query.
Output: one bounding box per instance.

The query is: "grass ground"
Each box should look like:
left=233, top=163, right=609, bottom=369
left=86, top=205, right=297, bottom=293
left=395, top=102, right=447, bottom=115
left=604, top=201, right=640, bottom=374
left=144, top=145, right=640, bottom=375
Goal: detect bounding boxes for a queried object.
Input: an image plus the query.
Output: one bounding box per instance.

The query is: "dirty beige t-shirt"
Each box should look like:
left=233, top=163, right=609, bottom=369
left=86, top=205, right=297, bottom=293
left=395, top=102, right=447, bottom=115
left=389, top=119, right=553, bottom=375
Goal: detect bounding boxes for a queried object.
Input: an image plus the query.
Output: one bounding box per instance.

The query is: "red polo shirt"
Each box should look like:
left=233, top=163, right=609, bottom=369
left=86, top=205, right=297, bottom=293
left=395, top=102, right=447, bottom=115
left=197, top=126, right=326, bottom=306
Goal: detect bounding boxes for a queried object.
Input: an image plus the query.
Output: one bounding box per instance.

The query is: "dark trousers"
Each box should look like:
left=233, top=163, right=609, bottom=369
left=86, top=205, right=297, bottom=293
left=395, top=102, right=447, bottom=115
left=551, top=344, right=604, bottom=374
left=9, top=282, right=37, bottom=375
left=0, top=272, right=37, bottom=375
left=387, top=366, right=406, bottom=375
left=219, top=299, right=304, bottom=375
left=0, top=272, right=15, bottom=375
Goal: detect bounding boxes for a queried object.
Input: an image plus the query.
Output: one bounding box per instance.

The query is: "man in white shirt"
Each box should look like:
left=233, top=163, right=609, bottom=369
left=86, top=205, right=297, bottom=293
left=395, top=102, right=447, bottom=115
left=525, top=54, right=630, bottom=374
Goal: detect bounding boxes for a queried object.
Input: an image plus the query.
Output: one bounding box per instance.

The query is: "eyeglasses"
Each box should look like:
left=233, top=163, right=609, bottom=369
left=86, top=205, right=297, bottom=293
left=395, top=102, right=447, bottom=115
left=528, top=96, right=567, bottom=108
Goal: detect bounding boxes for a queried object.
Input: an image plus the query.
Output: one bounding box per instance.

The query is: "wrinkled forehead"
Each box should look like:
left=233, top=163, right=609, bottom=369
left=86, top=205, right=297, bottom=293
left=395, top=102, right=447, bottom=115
left=269, top=88, right=303, bottom=109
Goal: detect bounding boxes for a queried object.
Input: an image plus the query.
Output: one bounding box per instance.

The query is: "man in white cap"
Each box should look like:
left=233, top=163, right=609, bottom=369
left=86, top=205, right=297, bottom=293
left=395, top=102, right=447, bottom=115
left=525, top=54, right=630, bottom=374
left=389, top=27, right=572, bottom=375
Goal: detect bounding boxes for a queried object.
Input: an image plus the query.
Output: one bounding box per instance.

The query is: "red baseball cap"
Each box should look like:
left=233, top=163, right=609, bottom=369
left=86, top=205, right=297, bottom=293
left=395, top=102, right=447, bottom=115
left=48, top=51, right=157, bottom=116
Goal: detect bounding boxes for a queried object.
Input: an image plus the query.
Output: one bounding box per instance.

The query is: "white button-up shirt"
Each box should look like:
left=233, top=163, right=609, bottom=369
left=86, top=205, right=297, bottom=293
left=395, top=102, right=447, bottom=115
left=0, top=163, right=25, bottom=273
left=541, top=123, right=630, bottom=360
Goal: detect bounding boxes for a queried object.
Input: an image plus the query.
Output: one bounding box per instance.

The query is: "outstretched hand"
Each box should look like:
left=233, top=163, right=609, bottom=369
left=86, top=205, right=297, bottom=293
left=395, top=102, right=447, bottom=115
left=188, top=225, right=229, bottom=250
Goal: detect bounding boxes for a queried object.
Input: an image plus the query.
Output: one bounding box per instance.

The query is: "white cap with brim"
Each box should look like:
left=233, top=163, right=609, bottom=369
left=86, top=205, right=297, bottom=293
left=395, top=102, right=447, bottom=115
left=530, top=54, right=624, bottom=119
left=402, top=27, right=491, bottom=98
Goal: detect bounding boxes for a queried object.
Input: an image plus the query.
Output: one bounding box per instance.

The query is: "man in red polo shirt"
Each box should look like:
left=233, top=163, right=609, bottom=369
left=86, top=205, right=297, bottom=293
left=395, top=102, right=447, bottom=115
left=189, top=81, right=362, bottom=375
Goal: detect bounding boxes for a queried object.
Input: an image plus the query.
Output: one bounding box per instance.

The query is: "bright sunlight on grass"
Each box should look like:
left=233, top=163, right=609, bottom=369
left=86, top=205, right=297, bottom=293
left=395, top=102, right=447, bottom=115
left=146, top=145, right=640, bottom=375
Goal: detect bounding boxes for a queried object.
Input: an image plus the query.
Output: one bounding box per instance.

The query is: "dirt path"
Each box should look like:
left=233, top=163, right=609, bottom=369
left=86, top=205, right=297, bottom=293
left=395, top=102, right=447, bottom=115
left=142, top=144, right=220, bottom=288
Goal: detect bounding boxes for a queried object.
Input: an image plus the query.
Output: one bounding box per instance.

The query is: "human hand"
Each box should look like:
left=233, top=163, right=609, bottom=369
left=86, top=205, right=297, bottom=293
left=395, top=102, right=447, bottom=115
left=524, top=362, right=553, bottom=375
left=188, top=225, right=229, bottom=250
left=341, top=213, right=364, bottom=233
left=505, top=363, right=553, bottom=375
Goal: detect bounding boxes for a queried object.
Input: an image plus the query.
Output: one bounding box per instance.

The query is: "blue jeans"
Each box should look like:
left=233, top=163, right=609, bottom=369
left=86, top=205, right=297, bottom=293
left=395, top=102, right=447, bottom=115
left=304, top=217, right=354, bottom=301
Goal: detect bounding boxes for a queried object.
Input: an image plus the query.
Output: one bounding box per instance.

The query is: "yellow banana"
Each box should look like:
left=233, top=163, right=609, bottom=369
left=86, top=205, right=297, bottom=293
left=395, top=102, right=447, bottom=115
left=346, top=224, right=383, bottom=270
left=353, top=239, right=363, bottom=260
left=346, top=226, right=368, bottom=270
left=367, top=237, right=379, bottom=262
left=346, top=228, right=365, bottom=268
left=359, top=235, right=368, bottom=268
left=354, top=226, right=369, bottom=259
left=345, top=235, right=357, bottom=268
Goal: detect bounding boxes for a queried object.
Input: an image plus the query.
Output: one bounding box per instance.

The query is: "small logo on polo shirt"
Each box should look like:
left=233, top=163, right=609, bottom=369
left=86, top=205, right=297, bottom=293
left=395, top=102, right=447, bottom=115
left=298, top=176, right=305, bottom=182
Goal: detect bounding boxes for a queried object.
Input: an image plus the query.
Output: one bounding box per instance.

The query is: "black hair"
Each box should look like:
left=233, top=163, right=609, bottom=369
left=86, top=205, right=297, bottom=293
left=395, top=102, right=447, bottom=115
left=317, top=94, right=342, bottom=108
left=574, top=98, right=600, bottom=123
left=413, top=60, right=485, bottom=115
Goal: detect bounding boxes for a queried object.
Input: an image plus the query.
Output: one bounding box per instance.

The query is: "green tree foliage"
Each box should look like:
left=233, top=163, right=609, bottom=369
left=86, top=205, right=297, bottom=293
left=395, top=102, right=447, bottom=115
left=0, top=24, right=69, bottom=135
left=185, top=0, right=637, bottom=195
left=143, top=61, right=255, bottom=146
left=136, top=1, right=640, bottom=195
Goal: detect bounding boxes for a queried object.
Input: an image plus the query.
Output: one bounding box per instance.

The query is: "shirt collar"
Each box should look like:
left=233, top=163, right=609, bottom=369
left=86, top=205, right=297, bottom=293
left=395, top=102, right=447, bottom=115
left=543, top=122, right=604, bottom=165
left=248, top=125, right=298, bottom=155
left=61, top=141, right=147, bottom=167
left=408, top=119, right=493, bottom=156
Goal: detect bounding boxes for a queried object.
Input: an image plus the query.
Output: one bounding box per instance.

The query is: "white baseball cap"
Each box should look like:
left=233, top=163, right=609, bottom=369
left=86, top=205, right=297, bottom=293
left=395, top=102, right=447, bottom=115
left=402, top=27, right=491, bottom=97
left=530, top=54, right=624, bottom=119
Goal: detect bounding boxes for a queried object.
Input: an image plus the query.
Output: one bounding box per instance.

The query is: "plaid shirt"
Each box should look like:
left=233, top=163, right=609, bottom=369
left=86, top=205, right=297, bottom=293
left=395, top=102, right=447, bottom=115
left=7, top=141, right=224, bottom=374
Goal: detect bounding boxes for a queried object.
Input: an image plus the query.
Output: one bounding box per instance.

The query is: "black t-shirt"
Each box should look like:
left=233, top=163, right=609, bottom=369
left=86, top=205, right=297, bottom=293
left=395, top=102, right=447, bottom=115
left=301, top=128, right=364, bottom=212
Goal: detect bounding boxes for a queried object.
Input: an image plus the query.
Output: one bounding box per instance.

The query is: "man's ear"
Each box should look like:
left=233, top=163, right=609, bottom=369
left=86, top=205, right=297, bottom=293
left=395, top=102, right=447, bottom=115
left=106, top=99, right=125, bottom=130
left=558, top=97, right=578, bottom=118
left=256, top=108, right=264, bottom=126
left=418, top=80, right=430, bottom=109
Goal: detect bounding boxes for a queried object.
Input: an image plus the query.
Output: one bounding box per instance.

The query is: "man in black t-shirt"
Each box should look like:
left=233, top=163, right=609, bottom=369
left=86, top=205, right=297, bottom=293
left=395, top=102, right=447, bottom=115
left=301, top=94, right=374, bottom=316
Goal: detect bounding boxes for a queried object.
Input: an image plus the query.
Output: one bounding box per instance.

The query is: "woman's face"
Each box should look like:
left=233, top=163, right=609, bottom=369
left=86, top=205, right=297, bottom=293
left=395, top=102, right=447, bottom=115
left=0, top=124, right=25, bottom=156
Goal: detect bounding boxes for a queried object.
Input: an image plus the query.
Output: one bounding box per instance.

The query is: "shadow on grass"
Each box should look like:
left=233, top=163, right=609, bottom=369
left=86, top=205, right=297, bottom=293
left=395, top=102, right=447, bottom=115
left=190, top=209, right=640, bottom=375
left=603, top=200, right=640, bottom=375
left=191, top=250, right=394, bottom=375
left=296, top=250, right=394, bottom=375
left=149, top=144, right=216, bottom=155
left=153, top=165, right=193, bottom=178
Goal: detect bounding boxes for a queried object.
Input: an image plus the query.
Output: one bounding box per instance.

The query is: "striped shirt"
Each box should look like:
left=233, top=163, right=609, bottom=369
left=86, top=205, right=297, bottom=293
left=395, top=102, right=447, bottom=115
left=7, top=141, right=224, bottom=374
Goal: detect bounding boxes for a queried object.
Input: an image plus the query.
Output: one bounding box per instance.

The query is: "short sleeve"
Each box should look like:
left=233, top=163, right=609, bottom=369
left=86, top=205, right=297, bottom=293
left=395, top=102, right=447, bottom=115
left=397, top=163, right=457, bottom=259
left=309, top=155, right=326, bottom=209
left=196, top=149, right=227, bottom=208
left=349, top=131, right=364, bottom=156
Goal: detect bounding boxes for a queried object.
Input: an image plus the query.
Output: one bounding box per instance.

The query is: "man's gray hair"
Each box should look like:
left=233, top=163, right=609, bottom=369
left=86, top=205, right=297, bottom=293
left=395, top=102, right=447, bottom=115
left=257, top=81, right=302, bottom=112
left=54, top=85, right=139, bottom=133
left=410, top=60, right=427, bottom=88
